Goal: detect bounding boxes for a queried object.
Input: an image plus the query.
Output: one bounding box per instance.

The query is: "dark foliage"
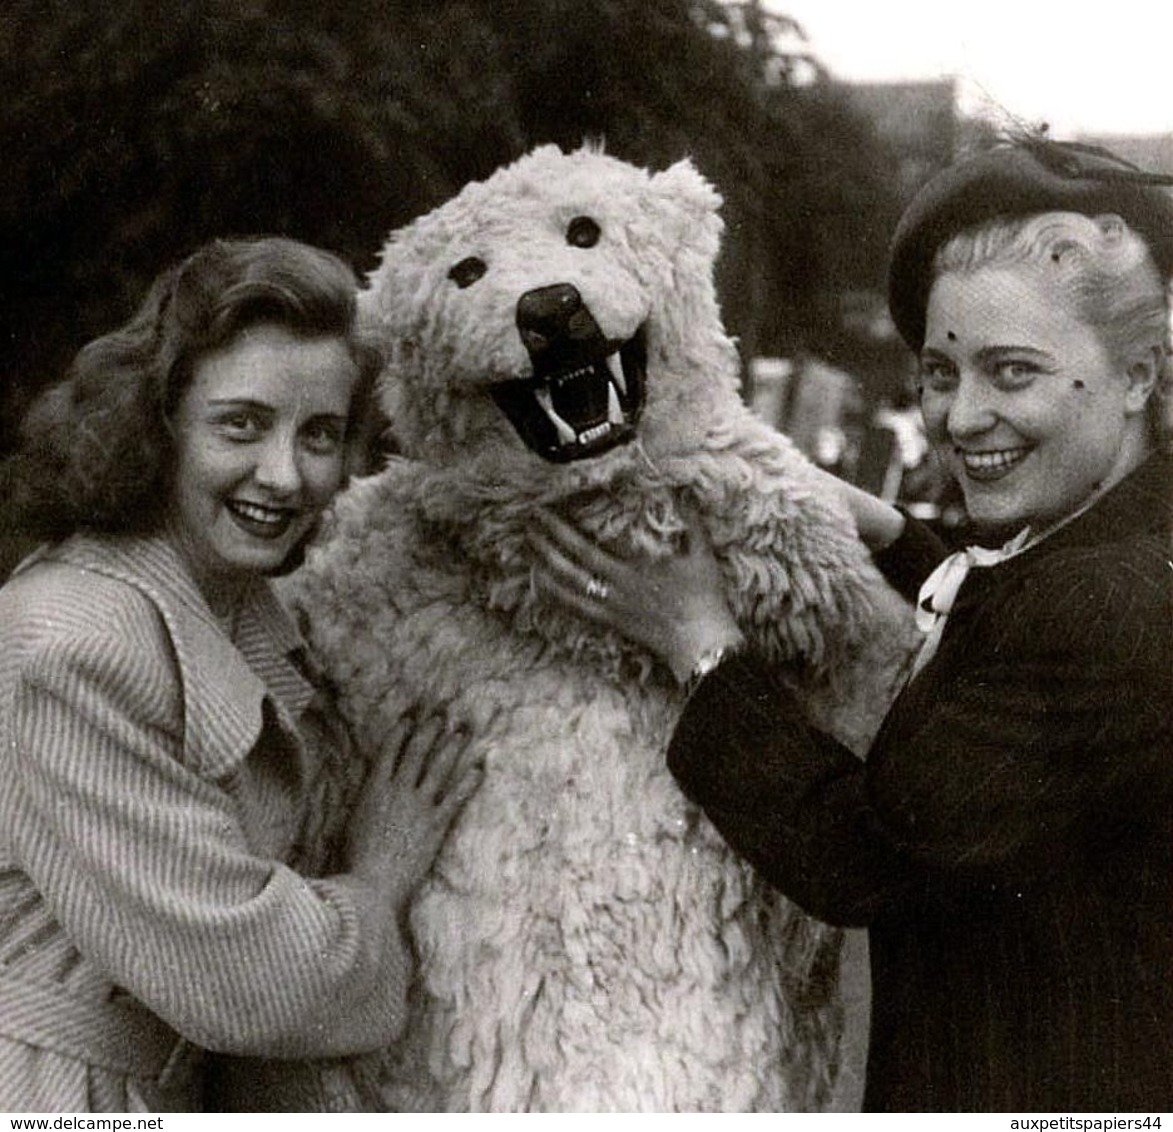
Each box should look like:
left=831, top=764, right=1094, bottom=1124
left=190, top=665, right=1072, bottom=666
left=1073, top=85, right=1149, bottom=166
left=0, top=0, right=905, bottom=456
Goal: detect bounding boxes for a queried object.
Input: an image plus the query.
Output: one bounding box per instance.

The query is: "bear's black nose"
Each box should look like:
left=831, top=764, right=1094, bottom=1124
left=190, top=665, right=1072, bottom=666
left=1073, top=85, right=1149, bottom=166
left=516, top=284, right=602, bottom=362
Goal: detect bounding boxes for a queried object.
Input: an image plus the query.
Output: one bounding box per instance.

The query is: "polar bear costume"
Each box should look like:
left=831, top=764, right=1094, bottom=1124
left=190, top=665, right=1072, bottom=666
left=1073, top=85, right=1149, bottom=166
left=289, top=145, right=918, bottom=1112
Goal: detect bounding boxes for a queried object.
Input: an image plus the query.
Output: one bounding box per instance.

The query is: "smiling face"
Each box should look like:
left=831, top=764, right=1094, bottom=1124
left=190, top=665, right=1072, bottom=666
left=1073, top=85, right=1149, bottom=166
left=168, top=322, right=359, bottom=601
left=920, top=265, right=1153, bottom=534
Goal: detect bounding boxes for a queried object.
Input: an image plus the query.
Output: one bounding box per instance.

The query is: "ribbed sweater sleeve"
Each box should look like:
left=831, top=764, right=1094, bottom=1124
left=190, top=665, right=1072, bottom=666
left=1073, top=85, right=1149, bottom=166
left=2, top=576, right=409, bottom=1058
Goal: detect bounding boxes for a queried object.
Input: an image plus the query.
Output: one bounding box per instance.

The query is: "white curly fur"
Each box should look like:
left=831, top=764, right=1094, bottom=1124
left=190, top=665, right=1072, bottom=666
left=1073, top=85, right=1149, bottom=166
left=287, top=144, right=919, bottom=1112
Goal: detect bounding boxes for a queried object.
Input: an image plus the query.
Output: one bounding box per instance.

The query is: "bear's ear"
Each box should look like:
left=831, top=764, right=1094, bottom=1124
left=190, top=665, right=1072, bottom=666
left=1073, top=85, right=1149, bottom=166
left=645, top=158, right=724, bottom=256
left=649, top=158, right=722, bottom=216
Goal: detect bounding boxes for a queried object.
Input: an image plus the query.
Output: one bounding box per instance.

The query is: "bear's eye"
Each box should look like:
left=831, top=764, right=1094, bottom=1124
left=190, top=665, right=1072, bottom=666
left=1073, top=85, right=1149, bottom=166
left=448, top=256, right=487, bottom=289
left=566, top=216, right=600, bottom=249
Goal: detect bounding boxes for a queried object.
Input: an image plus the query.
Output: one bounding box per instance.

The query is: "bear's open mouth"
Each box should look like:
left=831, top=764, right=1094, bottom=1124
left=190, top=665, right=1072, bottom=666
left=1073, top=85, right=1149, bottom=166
left=490, top=329, right=646, bottom=462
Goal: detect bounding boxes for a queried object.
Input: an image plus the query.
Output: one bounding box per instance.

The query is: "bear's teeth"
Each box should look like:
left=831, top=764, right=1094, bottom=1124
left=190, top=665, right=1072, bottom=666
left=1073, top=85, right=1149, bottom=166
left=605, top=352, right=627, bottom=396
left=607, top=382, right=624, bottom=425
left=533, top=387, right=579, bottom=444
left=554, top=365, right=591, bottom=388
left=580, top=422, right=611, bottom=444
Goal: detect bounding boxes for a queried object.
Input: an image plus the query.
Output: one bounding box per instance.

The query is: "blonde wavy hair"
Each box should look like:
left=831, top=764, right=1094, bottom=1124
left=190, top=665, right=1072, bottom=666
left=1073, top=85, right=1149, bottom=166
left=932, top=210, right=1173, bottom=449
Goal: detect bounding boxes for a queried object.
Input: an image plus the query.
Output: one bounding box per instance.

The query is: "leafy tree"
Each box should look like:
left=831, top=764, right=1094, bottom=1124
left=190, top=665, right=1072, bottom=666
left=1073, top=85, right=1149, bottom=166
left=0, top=0, right=902, bottom=452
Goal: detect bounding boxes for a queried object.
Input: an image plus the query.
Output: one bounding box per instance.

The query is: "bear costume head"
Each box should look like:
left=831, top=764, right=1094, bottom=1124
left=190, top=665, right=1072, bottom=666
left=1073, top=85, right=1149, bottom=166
left=363, top=142, right=738, bottom=474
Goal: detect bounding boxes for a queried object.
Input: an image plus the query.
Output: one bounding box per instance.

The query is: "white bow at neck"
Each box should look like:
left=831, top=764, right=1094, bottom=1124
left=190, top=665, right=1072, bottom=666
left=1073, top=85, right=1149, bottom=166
left=910, top=526, right=1031, bottom=678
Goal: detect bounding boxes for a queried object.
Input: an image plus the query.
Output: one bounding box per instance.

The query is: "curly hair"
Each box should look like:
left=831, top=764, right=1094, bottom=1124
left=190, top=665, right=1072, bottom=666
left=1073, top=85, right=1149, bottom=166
left=931, top=211, right=1173, bottom=449
left=5, top=237, right=382, bottom=540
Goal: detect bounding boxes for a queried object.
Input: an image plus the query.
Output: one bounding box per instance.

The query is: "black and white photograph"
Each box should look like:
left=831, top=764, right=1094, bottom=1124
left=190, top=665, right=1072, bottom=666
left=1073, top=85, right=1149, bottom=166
left=0, top=0, right=1170, bottom=1119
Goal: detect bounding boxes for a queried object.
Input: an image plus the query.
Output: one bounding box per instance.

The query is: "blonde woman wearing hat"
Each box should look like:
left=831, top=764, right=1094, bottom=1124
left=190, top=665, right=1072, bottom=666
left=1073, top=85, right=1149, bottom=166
left=532, top=140, right=1173, bottom=1111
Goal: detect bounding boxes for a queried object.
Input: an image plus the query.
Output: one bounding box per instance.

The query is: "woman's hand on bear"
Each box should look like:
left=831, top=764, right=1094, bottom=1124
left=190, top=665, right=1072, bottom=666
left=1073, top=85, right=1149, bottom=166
left=529, top=505, right=744, bottom=685
left=347, top=709, right=484, bottom=900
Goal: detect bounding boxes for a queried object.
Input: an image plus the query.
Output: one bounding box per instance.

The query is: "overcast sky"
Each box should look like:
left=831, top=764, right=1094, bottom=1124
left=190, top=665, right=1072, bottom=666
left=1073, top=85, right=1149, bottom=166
left=772, top=0, right=1173, bottom=138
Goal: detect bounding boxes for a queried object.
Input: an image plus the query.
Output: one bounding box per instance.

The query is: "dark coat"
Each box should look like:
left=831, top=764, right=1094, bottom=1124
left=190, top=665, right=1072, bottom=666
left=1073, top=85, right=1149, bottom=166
left=668, top=454, right=1173, bottom=1111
